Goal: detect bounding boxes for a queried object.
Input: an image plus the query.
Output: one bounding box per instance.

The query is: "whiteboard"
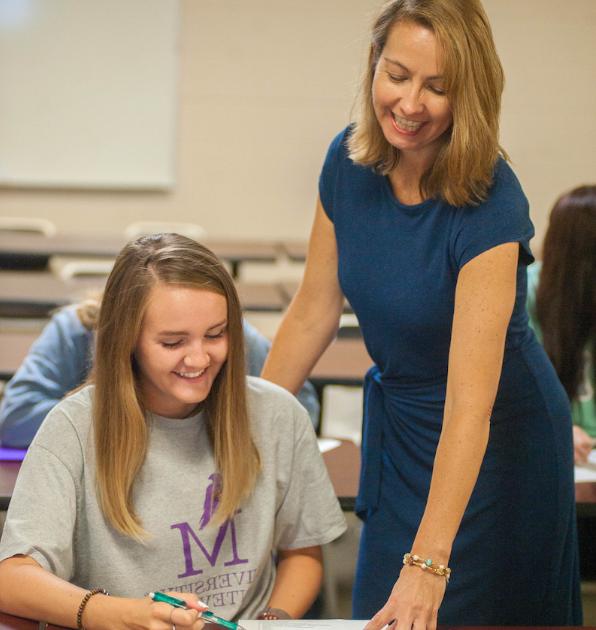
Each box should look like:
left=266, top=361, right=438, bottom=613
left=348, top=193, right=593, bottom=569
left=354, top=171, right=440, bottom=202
left=0, top=0, right=179, bottom=189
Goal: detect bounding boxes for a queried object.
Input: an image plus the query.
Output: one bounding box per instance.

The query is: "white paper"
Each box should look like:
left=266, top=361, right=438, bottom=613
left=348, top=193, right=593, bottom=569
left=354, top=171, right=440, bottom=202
left=574, top=450, right=596, bottom=483
left=239, top=622, right=368, bottom=630
left=317, top=438, right=342, bottom=453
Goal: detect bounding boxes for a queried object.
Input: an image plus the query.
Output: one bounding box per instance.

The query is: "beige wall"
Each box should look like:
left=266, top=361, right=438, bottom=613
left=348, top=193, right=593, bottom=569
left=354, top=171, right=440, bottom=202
left=1, top=0, right=595, bottom=248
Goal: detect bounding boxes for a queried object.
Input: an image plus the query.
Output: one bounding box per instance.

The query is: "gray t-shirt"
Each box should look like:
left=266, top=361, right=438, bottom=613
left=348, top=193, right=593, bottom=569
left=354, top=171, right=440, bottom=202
left=0, top=377, right=346, bottom=620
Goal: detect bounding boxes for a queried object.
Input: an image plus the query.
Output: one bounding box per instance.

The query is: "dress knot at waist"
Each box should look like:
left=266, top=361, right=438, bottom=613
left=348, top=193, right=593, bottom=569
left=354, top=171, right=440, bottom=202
left=356, top=367, right=446, bottom=519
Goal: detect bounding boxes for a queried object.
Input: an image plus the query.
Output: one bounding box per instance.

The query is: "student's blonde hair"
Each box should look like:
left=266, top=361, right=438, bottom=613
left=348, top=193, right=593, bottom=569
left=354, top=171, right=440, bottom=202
left=91, top=233, right=260, bottom=540
left=349, top=0, right=507, bottom=206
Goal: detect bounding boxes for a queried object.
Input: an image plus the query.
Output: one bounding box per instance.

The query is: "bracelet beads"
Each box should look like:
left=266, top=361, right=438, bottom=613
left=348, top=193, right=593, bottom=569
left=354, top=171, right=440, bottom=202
left=403, top=552, right=451, bottom=583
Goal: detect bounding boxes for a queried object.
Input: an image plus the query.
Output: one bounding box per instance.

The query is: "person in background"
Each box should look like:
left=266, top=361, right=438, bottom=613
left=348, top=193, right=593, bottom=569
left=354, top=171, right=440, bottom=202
left=0, top=296, right=320, bottom=448
left=527, top=185, right=596, bottom=465
left=0, top=233, right=346, bottom=628
left=261, top=0, right=581, bottom=625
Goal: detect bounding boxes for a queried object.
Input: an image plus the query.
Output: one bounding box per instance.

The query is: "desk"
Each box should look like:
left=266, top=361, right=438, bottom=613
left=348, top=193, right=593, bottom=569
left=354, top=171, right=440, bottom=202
left=235, top=283, right=287, bottom=313
left=278, top=282, right=353, bottom=315
left=0, top=271, right=105, bottom=318
left=0, top=233, right=279, bottom=278
left=0, top=331, right=39, bottom=381
left=0, top=614, right=589, bottom=630
left=280, top=240, right=308, bottom=262
left=310, top=338, right=372, bottom=388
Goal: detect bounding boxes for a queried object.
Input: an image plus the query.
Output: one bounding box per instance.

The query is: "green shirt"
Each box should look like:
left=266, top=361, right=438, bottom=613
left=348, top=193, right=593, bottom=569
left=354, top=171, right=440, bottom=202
left=527, top=262, right=596, bottom=436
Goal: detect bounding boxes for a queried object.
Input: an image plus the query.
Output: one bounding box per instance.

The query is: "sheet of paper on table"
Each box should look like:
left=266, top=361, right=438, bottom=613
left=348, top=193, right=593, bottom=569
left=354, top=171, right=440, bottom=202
left=317, top=438, right=341, bottom=453
left=239, top=622, right=367, bottom=630
left=574, top=449, right=596, bottom=483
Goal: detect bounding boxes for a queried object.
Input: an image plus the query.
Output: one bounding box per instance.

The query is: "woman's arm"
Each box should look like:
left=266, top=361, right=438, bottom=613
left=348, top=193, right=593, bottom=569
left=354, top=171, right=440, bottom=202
left=242, top=319, right=321, bottom=427
left=0, top=308, right=91, bottom=447
left=0, top=556, right=205, bottom=629
left=262, top=546, right=323, bottom=619
left=365, top=242, right=519, bottom=630
left=261, top=198, right=345, bottom=393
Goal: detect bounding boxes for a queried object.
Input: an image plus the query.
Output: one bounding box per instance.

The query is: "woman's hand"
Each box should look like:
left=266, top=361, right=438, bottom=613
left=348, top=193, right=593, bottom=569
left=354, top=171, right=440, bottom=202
left=363, top=565, right=446, bottom=630
left=573, top=425, right=595, bottom=465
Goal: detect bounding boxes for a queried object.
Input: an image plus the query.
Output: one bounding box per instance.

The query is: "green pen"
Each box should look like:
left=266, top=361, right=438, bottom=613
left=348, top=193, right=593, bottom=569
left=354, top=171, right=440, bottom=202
left=149, top=591, right=247, bottom=630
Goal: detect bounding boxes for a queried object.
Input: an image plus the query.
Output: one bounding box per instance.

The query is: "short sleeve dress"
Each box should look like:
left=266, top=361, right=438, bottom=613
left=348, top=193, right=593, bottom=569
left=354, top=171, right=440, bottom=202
left=319, top=128, right=581, bottom=624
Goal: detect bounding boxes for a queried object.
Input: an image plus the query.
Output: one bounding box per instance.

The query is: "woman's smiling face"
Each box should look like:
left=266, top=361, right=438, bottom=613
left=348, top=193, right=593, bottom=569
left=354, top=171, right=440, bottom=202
left=372, top=20, right=453, bottom=164
left=134, top=283, right=229, bottom=418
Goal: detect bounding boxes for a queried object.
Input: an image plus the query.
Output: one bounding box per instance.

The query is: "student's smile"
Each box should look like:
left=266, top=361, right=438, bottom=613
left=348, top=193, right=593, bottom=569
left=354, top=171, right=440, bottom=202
left=135, top=284, right=228, bottom=418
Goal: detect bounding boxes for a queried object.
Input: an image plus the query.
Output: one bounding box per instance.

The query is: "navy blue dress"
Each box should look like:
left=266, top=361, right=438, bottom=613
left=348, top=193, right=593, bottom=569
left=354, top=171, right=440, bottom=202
left=319, top=128, right=582, bottom=624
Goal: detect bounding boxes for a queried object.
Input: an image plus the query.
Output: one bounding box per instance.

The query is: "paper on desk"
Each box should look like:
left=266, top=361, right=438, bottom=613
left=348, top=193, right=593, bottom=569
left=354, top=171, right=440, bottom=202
left=317, top=438, right=341, bottom=453
left=574, top=450, right=596, bottom=483
left=239, top=622, right=367, bottom=630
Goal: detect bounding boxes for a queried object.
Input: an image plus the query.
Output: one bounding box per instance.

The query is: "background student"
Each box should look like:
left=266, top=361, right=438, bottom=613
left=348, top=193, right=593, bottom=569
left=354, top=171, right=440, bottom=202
left=0, top=295, right=320, bottom=448
left=262, top=0, right=581, bottom=625
left=526, top=185, right=596, bottom=464
left=0, top=233, right=346, bottom=628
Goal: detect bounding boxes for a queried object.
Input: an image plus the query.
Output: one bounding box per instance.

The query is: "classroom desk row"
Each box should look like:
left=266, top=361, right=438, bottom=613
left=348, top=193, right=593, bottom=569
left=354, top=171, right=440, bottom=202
left=0, top=271, right=295, bottom=318
left=0, top=233, right=316, bottom=281
left=0, top=233, right=288, bottom=278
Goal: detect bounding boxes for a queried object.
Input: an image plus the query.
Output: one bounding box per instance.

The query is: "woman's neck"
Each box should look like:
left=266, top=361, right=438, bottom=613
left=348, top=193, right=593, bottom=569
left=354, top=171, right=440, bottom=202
left=389, top=149, right=436, bottom=205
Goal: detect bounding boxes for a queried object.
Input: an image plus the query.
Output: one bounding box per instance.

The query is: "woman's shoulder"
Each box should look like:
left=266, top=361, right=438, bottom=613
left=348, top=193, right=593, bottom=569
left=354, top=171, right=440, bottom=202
left=322, top=125, right=354, bottom=166
left=486, top=157, right=528, bottom=208
left=246, top=376, right=305, bottom=413
left=32, top=384, right=94, bottom=453
left=246, top=376, right=312, bottom=436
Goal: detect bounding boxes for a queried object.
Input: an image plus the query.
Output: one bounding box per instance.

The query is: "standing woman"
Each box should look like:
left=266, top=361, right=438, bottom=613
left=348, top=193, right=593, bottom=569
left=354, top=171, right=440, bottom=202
left=262, top=0, right=581, bottom=625
left=527, top=186, right=596, bottom=464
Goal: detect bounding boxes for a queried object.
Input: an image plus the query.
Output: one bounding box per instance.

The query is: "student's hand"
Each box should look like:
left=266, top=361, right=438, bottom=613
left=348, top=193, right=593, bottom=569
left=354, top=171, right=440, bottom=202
left=363, top=565, right=446, bottom=630
left=573, top=425, right=595, bottom=465
left=146, top=591, right=207, bottom=629
left=88, top=592, right=207, bottom=629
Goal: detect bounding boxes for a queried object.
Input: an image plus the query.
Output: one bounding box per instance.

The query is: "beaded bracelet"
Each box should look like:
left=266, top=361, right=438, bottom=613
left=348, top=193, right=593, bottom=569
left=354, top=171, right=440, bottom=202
left=77, top=587, right=109, bottom=629
left=403, top=553, right=451, bottom=583
left=256, top=607, right=292, bottom=620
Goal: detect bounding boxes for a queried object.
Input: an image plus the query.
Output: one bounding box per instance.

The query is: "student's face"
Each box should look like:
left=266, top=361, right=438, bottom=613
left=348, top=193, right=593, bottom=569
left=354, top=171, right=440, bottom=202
left=372, top=20, right=452, bottom=163
left=135, top=284, right=229, bottom=418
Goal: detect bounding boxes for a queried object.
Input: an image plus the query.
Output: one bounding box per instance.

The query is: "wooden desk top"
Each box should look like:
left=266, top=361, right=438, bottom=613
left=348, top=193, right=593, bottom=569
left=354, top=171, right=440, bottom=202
left=0, top=233, right=279, bottom=275
left=0, top=271, right=105, bottom=318
left=310, top=338, right=372, bottom=387
left=234, top=283, right=287, bottom=312
left=0, top=331, right=40, bottom=381
left=278, top=281, right=353, bottom=315
left=280, top=240, right=308, bottom=262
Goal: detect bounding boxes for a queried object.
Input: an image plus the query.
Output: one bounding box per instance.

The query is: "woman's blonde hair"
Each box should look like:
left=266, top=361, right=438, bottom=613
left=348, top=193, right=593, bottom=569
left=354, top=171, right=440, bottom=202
left=91, top=233, right=260, bottom=540
left=349, top=0, right=507, bottom=206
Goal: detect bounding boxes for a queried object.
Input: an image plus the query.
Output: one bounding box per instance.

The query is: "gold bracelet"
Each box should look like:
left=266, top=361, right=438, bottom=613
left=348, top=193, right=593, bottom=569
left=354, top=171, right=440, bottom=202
left=403, top=553, right=451, bottom=583
left=77, top=588, right=109, bottom=629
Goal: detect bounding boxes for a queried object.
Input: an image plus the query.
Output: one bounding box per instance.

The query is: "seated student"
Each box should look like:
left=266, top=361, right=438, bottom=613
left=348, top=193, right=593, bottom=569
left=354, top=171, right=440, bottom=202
left=527, top=185, right=595, bottom=464
left=0, top=233, right=346, bottom=628
left=0, top=294, right=320, bottom=449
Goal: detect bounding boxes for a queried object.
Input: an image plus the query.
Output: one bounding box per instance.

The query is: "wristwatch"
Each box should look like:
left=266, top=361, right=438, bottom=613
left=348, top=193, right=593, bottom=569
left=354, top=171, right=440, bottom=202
left=256, top=607, right=292, bottom=620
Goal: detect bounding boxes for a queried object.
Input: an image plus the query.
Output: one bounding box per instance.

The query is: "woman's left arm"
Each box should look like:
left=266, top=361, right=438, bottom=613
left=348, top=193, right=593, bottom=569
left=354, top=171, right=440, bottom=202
left=259, top=546, right=323, bottom=619
left=366, top=242, right=519, bottom=630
